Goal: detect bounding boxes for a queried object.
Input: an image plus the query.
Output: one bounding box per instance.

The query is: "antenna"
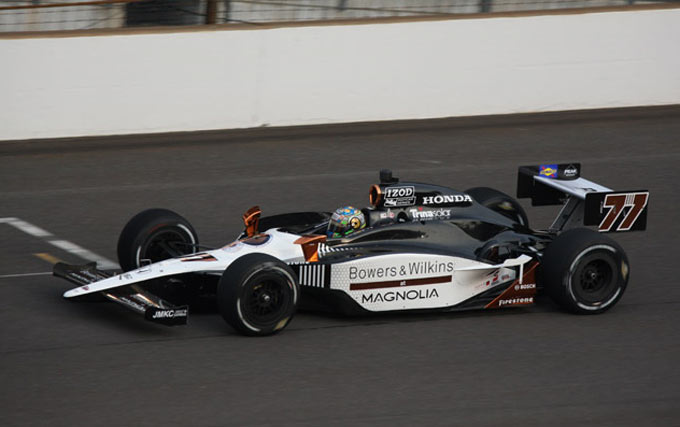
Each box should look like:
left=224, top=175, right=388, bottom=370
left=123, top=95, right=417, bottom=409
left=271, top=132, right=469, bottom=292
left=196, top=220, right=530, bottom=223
left=379, top=169, right=398, bottom=184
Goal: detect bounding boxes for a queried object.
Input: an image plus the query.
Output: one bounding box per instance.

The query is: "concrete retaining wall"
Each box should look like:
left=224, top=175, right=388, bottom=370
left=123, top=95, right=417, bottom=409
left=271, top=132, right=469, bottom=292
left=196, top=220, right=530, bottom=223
left=1, top=7, right=679, bottom=141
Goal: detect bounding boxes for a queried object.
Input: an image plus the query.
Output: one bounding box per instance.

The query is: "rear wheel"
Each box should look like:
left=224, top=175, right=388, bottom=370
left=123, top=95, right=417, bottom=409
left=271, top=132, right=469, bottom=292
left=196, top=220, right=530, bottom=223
left=117, top=208, right=198, bottom=271
left=540, top=228, right=629, bottom=314
left=466, top=187, right=529, bottom=227
left=117, top=209, right=200, bottom=304
left=218, top=253, right=298, bottom=336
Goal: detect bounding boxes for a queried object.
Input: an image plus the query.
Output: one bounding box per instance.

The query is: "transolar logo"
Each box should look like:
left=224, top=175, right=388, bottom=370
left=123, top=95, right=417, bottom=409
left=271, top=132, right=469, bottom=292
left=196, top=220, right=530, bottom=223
left=539, top=164, right=558, bottom=178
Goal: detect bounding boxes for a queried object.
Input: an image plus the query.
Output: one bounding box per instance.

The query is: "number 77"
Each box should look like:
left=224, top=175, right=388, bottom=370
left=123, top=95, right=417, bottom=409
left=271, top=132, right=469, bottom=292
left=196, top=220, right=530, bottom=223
left=599, top=192, right=649, bottom=232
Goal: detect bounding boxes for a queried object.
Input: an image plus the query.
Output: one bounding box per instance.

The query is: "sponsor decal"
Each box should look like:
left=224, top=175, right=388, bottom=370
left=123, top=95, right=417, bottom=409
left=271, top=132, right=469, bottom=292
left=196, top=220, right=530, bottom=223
left=361, top=288, right=439, bottom=304
left=485, top=262, right=539, bottom=309
left=539, top=164, right=558, bottom=178
left=422, top=194, right=472, bottom=206
left=151, top=308, right=188, bottom=319
left=564, top=164, right=578, bottom=177
left=81, top=285, right=89, bottom=291
left=383, top=186, right=416, bottom=207
left=484, top=270, right=500, bottom=287
left=476, top=270, right=515, bottom=290
left=409, top=207, right=452, bottom=221
left=379, top=210, right=396, bottom=220
left=497, top=297, right=534, bottom=306
left=349, top=261, right=454, bottom=280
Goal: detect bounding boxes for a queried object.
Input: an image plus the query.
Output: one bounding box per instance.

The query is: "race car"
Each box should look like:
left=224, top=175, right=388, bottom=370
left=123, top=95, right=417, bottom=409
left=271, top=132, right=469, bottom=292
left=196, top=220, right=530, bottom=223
left=53, top=164, right=649, bottom=336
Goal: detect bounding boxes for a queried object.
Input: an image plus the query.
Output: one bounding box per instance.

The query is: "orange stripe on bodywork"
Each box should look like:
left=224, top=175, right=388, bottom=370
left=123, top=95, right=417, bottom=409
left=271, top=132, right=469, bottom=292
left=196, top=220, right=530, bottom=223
left=294, top=234, right=327, bottom=262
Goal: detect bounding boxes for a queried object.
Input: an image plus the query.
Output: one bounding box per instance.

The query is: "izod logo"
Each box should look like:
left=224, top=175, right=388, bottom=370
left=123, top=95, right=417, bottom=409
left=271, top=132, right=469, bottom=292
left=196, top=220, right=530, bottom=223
left=385, top=186, right=414, bottom=198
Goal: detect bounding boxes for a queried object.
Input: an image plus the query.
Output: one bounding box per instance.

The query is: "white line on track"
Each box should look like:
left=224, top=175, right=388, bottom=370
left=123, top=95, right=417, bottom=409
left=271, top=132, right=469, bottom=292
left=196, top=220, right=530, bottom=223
left=48, top=240, right=118, bottom=269
left=0, top=272, right=52, bottom=279
left=1, top=217, right=119, bottom=271
left=6, top=218, right=53, bottom=238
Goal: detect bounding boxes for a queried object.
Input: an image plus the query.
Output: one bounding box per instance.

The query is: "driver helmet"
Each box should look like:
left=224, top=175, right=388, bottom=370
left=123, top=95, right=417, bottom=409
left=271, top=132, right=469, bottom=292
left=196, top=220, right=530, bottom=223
left=327, top=206, right=366, bottom=238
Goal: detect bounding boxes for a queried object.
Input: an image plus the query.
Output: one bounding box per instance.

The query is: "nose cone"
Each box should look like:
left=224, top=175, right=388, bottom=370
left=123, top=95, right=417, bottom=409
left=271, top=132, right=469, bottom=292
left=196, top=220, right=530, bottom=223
left=63, top=285, right=89, bottom=298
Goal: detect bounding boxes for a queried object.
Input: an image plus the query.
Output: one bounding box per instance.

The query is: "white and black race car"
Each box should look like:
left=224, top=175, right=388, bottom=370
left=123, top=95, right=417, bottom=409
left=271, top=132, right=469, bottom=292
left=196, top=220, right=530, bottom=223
left=54, top=164, right=649, bottom=336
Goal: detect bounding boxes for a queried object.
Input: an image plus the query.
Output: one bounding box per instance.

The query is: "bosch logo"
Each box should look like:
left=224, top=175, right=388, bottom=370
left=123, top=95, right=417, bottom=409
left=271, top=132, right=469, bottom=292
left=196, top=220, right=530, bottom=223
left=514, top=283, right=536, bottom=291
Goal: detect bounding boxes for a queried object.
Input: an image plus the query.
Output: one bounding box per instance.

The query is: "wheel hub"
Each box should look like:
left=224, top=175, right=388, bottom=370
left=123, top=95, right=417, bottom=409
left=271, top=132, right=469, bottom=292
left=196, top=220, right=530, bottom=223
left=259, top=292, right=272, bottom=305
left=578, top=259, right=613, bottom=295
left=248, top=281, right=285, bottom=317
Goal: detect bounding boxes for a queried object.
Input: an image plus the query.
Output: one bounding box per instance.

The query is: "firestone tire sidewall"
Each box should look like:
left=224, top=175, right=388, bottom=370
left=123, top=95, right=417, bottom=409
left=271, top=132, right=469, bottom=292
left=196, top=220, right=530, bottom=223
left=565, top=245, right=626, bottom=313
left=543, top=229, right=629, bottom=314
left=218, top=254, right=299, bottom=337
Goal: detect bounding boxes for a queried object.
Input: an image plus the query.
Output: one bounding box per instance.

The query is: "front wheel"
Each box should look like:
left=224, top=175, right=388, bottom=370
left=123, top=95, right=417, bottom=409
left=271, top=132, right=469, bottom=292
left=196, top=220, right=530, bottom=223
left=540, top=228, right=629, bottom=314
left=218, top=253, right=299, bottom=336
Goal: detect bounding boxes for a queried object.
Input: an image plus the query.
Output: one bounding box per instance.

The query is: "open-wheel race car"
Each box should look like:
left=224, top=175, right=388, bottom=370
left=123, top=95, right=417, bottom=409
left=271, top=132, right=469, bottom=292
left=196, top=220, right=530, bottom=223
left=54, top=164, right=649, bottom=336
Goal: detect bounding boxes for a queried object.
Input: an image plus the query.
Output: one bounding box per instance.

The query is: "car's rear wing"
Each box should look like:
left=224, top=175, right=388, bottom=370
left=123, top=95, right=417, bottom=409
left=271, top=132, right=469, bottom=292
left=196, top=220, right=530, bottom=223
left=517, top=163, right=649, bottom=233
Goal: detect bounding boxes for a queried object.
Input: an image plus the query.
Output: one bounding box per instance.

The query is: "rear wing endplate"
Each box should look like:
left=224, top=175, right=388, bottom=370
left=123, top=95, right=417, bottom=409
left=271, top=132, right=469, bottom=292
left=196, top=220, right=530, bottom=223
left=517, top=163, right=649, bottom=233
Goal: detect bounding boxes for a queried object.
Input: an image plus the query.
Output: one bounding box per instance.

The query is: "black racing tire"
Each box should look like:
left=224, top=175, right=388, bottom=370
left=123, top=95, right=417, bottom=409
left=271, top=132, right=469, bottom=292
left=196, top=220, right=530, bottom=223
left=540, top=228, right=629, bottom=314
left=218, top=253, right=299, bottom=336
left=465, top=187, right=529, bottom=227
left=117, top=208, right=199, bottom=272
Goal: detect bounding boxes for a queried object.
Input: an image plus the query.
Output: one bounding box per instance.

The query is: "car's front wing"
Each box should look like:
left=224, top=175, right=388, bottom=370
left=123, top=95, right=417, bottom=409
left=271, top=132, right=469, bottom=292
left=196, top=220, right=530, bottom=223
left=54, top=262, right=188, bottom=326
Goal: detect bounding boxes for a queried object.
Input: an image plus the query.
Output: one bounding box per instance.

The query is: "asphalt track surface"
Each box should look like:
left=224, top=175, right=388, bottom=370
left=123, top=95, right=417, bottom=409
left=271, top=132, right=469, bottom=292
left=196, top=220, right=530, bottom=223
left=1, top=107, right=679, bottom=426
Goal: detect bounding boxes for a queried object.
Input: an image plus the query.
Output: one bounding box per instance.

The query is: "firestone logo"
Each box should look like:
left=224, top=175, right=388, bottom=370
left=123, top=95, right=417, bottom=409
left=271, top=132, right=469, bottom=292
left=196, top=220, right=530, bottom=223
left=422, top=194, right=472, bottom=205
left=498, top=297, right=533, bottom=306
